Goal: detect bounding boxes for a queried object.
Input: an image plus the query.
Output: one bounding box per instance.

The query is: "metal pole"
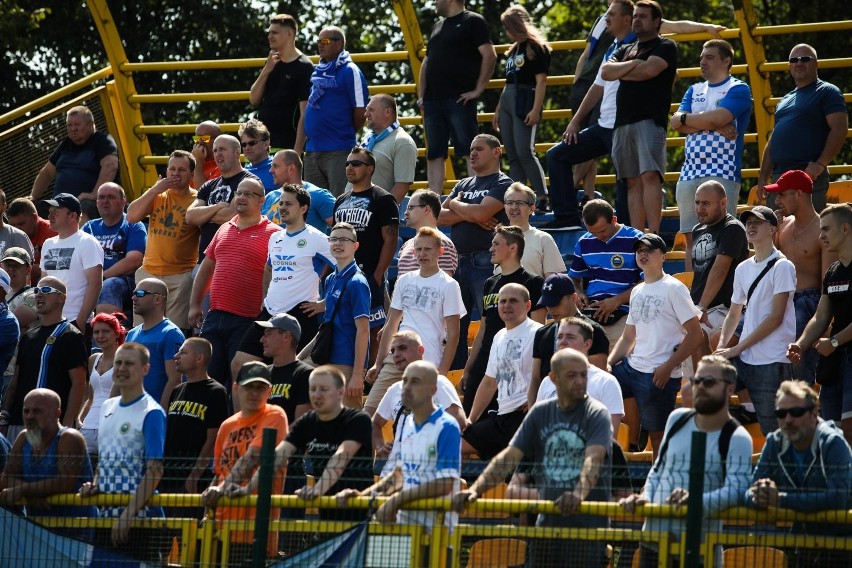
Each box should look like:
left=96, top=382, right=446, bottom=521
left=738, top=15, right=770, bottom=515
left=684, top=431, right=707, bottom=568
left=252, top=428, right=277, bottom=567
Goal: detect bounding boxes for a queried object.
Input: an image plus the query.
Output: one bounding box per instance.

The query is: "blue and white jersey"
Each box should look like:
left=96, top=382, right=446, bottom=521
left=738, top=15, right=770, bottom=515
left=97, top=392, right=166, bottom=518
left=265, top=224, right=334, bottom=313
left=393, top=407, right=461, bottom=531
left=678, top=76, right=752, bottom=182
left=569, top=224, right=643, bottom=311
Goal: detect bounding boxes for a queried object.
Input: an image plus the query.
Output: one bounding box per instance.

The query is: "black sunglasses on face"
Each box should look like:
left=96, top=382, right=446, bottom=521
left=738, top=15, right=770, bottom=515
left=775, top=406, right=812, bottom=419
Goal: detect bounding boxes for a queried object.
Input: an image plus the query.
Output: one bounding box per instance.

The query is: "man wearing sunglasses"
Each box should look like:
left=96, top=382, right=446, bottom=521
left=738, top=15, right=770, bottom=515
left=190, top=121, right=222, bottom=189
left=758, top=44, right=847, bottom=212
left=747, top=380, right=852, bottom=562
left=238, top=119, right=276, bottom=192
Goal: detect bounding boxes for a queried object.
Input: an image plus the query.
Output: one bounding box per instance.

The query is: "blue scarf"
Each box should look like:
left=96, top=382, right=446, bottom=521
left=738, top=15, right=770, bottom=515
left=308, top=50, right=354, bottom=110
left=38, top=320, right=71, bottom=388
left=361, top=121, right=400, bottom=151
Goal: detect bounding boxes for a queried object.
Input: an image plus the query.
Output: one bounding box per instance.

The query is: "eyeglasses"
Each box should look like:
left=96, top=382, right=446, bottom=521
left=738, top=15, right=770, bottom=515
left=774, top=406, right=812, bottom=419
left=505, top=200, right=534, bottom=207
left=192, top=135, right=211, bottom=144
left=241, top=139, right=265, bottom=149
left=133, top=289, right=162, bottom=298
left=234, top=190, right=264, bottom=198
left=788, top=56, right=815, bottom=64
left=405, top=203, right=428, bottom=212
left=345, top=160, right=369, bottom=168
left=328, top=236, right=356, bottom=244
left=689, top=376, right=730, bottom=388
left=317, top=37, right=342, bottom=46
left=34, top=286, right=63, bottom=295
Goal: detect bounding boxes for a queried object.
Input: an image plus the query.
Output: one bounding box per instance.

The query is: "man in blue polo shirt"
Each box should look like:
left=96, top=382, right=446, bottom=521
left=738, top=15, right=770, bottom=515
left=303, top=26, right=369, bottom=197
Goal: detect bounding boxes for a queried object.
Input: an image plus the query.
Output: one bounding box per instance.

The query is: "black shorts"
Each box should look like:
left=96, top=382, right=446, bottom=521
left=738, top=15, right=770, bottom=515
left=463, top=409, right=525, bottom=459
left=237, top=304, right=319, bottom=356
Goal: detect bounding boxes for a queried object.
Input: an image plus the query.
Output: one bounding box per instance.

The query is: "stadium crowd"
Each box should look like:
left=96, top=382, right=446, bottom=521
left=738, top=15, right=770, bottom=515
left=0, top=1, right=850, bottom=566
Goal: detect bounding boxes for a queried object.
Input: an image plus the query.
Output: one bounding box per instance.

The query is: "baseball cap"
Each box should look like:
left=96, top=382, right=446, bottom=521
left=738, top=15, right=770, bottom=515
left=0, top=268, right=11, bottom=294
left=236, top=361, right=272, bottom=386
left=1, top=247, right=32, bottom=266
left=763, top=170, right=813, bottom=194
left=632, top=233, right=668, bottom=253
left=44, top=193, right=82, bottom=214
left=255, top=313, right=301, bottom=344
left=740, top=205, right=778, bottom=227
left=536, top=273, right=576, bottom=308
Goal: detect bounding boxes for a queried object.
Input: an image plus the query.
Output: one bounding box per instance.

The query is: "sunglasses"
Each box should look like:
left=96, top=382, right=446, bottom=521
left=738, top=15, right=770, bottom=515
left=192, top=135, right=211, bottom=144
left=328, top=236, right=356, bottom=244
left=34, top=285, right=63, bottom=295
left=689, top=376, right=730, bottom=388
left=317, top=37, right=341, bottom=46
left=133, top=289, right=162, bottom=298
left=775, top=406, right=812, bottom=419
left=241, top=139, right=265, bottom=149
left=345, top=159, right=370, bottom=168
left=788, top=56, right=815, bottom=64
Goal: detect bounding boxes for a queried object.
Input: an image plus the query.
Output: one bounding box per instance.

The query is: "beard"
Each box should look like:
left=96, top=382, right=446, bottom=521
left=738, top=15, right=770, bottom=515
left=25, top=427, right=43, bottom=448
left=694, top=392, right=727, bottom=415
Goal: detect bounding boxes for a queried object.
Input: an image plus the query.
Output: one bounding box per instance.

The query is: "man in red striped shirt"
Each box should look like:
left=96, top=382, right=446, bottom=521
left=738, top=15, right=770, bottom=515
left=189, top=178, right=282, bottom=388
left=397, top=189, right=457, bottom=278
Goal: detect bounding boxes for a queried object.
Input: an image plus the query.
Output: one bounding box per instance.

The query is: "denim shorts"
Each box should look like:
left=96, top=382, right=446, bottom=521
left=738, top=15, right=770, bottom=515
left=793, top=288, right=820, bottom=384
left=612, top=358, right=680, bottom=432
left=423, top=97, right=479, bottom=160
left=734, top=358, right=793, bottom=435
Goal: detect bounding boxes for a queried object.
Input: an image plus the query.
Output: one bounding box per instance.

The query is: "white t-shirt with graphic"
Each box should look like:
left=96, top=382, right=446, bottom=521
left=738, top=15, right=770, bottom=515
left=264, top=225, right=334, bottom=313
left=390, top=269, right=466, bottom=366
left=40, top=230, right=104, bottom=320
left=485, top=318, right=542, bottom=414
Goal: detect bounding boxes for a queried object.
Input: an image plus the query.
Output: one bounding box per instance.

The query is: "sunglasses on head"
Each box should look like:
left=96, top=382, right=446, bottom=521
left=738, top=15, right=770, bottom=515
left=133, top=289, right=161, bottom=298
left=34, top=285, right=63, bottom=295
left=775, top=406, right=812, bottom=419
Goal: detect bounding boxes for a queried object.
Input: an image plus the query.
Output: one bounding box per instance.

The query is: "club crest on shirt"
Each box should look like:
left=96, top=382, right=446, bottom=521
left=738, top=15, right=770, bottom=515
left=611, top=254, right=625, bottom=269
left=120, top=422, right=131, bottom=435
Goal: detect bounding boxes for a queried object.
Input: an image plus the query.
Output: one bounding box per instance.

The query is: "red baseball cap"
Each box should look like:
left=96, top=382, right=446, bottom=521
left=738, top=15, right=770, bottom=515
left=764, top=170, right=813, bottom=194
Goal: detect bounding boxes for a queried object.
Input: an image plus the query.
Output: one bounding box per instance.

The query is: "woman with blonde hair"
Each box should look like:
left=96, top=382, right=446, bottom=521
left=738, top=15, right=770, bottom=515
left=493, top=5, right=552, bottom=212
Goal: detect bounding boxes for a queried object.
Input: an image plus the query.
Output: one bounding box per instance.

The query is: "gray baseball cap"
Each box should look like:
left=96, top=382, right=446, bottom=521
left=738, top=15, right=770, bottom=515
left=255, top=313, right=301, bottom=344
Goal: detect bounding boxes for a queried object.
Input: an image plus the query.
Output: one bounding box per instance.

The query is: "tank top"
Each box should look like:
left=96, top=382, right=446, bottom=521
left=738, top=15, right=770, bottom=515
left=80, top=353, right=115, bottom=450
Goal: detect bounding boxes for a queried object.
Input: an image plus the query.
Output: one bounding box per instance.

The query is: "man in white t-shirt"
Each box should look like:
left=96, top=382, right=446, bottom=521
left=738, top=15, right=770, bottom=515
left=372, top=330, right=466, bottom=476
left=500, top=183, right=566, bottom=277
left=230, top=183, right=333, bottom=379
left=609, top=233, right=703, bottom=455
left=463, top=283, right=542, bottom=458
left=537, top=316, right=623, bottom=435
left=716, top=206, right=796, bottom=435
left=365, top=226, right=465, bottom=416
left=40, top=193, right=104, bottom=331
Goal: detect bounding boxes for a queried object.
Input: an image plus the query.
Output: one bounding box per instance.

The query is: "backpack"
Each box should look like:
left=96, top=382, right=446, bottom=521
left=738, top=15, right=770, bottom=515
left=651, top=410, right=741, bottom=478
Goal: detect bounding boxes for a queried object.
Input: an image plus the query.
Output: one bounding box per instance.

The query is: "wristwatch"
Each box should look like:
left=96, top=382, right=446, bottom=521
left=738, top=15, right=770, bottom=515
left=830, top=336, right=841, bottom=348
left=679, top=112, right=687, bottom=125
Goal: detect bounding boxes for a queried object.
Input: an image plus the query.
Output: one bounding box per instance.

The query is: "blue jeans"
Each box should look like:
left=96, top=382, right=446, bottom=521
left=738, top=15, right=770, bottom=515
left=423, top=98, right=478, bottom=160
left=793, top=289, right=820, bottom=384
left=734, top=358, right=793, bottom=435
left=452, top=251, right=493, bottom=369
left=611, top=358, right=680, bottom=433
left=546, top=123, right=612, bottom=220
left=201, top=310, right=256, bottom=388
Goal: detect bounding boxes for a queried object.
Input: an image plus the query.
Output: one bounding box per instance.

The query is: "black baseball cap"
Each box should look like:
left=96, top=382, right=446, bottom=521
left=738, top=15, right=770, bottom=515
left=739, top=205, right=778, bottom=227
left=44, top=193, right=82, bottom=214
left=632, top=233, right=668, bottom=253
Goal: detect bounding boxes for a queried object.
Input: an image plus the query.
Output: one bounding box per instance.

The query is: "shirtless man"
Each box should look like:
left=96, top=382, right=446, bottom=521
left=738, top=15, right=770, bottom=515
left=766, top=170, right=836, bottom=384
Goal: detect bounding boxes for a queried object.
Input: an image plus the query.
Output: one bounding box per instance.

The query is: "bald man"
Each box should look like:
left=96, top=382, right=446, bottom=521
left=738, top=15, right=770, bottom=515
left=191, top=120, right=222, bottom=188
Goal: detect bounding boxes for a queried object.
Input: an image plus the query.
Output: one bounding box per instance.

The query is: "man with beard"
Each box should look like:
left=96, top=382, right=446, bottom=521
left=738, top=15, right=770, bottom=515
left=454, top=348, right=611, bottom=567
left=0, top=388, right=95, bottom=519
left=620, top=355, right=753, bottom=567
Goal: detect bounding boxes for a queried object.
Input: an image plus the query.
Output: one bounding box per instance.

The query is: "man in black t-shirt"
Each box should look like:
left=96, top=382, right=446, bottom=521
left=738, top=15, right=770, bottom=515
left=333, top=147, right=399, bottom=365
left=461, top=225, right=546, bottom=414
left=250, top=14, right=313, bottom=151
left=418, top=0, right=496, bottom=192
left=162, top=338, right=228, bottom=499
left=601, top=0, right=678, bottom=234
left=788, top=204, right=852, bottom=442
left=254, top=313, right=311, bottom=423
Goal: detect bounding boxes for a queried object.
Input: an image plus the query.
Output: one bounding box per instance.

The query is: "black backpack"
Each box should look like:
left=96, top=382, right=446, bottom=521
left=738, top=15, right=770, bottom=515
left=651, top=410, right=741, bottom=478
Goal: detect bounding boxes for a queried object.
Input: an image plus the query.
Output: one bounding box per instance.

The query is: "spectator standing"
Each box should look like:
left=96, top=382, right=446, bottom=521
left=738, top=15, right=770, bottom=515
left=418, top=0, right=496, bottom=191
left=493, top=5, right=551, bottom=210
left=397, top=189, right=457, bottom=278
left=126, top=150, right=200, bottom=332
left=7, top=197, right=56, bottom=283
left=672, top=39, right=752, bottom=267
left=500, top=183, right=565, bottom=277
left=601, top=0, right=678, bottom=234
left=1, top=277, right=87, bottom=442
left=787, top=204, right=852, bottom=443
left=82, top=182, right=147, bottom=314
left=80, top=312, right=124, bottom=454
left=758, top=43, right=848, bottom=212
left=298, top=223, right=371, bottom=409
left=250, top=14, right=313, bottom=152
left=0, top=190, right=34, bottom=259
left=454, top=348, right=612, bottom=567
left=1, top=249, right=38, bottom=399
left=190, top=121, right=222, bottom=188
left=40, top=193, right=104, bottom=331
left=609, top=234, right=703, bottom=454
left=126, top=278, right=185, bottom=410
left=264, top=149, right=335, bottom=234
left=333, top=147, right=400, bottom=364
left=716, top=206, right=796, bottom=435
left=0, top=269, right=19, bottom=374
left=303, top=26, right=369, bottom=196
left=30, top=105, right=119, bottom=222
left=462, top=283, right=543, bottom=459
left=238, top=119, right=276, bottom=192
left=356, top=94, right=418, bottom=203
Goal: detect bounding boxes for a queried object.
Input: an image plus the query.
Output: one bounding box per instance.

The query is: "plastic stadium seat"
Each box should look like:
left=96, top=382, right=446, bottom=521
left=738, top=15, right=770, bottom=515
left=617, top=423, right=630, bottom=452
left=747, top=185, right=765, bottom=206
left=743, top=422, right=766, bottom=454
left=827, top=180, right=852, bottom=204
left=461, top=483, right=509, bottom=520
left=446, top=369, right=464, bottom=395
left=467, top=320, right=481, bottom=345
left=671, top=231, right=687, bottom=252
left=381, top=419, right=394, bottom=444
left=722, top=546, right=787, bottom=567
left=672, top=272, right=694, bottom=287
left=465, top=537, right=527, bottom=568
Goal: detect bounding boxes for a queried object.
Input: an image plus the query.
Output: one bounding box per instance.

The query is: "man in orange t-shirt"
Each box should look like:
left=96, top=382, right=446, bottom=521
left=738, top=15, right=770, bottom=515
left=201, top=362, right=288, bottom=563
